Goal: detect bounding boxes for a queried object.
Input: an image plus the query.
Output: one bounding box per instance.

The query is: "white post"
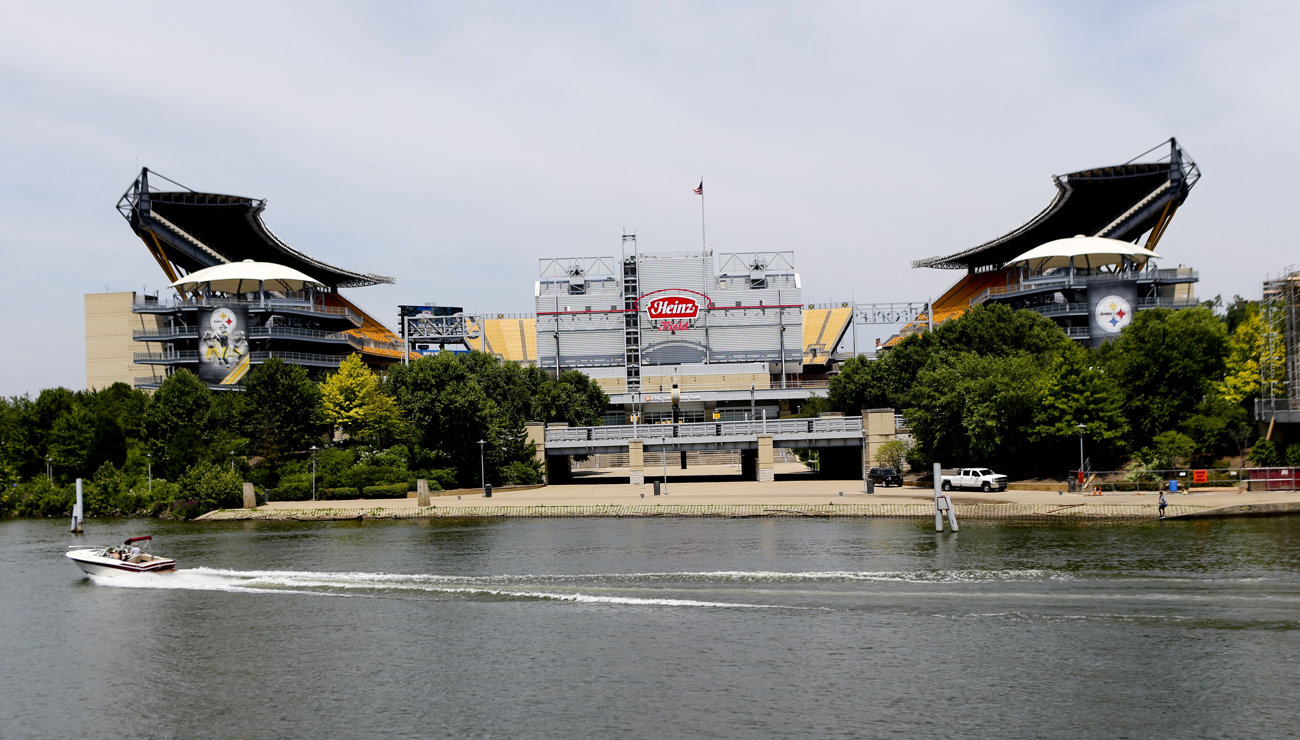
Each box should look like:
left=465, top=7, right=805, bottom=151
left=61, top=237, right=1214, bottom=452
left=71, top=478, right=83, bottom=533
left=933, top=462, right=944, bottom=532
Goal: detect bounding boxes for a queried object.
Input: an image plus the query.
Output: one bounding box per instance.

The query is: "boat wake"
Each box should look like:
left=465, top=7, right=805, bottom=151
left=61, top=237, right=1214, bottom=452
left=91, top=567, right=829, bottom=609
left=87, top=567, right=1074, bottom=609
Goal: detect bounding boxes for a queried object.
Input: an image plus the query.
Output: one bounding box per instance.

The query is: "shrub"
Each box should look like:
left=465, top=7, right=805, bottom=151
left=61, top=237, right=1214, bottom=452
left=170, top=499, right=203, bottom=520
left=272, top=473, right=314, bottom=501
left=411, top=468, right=457, bottom=491
left=875, top=440, right=912, bottom=473
left=362, top=483, right=410, bottom=499
left=501, top=460, right=542, bottom=486
left=320, top=486, right=359, bottom=500
left=14, top=479, right=73, bottom=517
left=1249, top=439, right=1281, bottom=467
left=1285, top=444, right=1300, bottom=467
left=177, top=463, right=244, bottom=513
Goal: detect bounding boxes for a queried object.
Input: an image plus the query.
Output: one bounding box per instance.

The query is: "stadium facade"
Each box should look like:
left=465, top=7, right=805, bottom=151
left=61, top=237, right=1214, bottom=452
left=904, top=138, right=1202, bottom=346
left=111, top=169, right=406, bottom=389
left=94, top=140, right=1201, bottom=412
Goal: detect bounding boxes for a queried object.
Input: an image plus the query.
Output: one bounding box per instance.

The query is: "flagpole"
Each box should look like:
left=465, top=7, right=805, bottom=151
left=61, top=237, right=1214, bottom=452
left=697, top=177, right=706, bottom=253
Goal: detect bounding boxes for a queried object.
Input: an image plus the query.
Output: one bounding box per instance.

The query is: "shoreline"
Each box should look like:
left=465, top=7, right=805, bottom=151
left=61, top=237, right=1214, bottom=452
left=197, top=472, right=1300, bottom=522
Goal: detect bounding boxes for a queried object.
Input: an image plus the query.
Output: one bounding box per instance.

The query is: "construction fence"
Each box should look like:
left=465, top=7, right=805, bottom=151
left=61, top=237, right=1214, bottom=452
left=1070, top=467, right=1300, bottom=493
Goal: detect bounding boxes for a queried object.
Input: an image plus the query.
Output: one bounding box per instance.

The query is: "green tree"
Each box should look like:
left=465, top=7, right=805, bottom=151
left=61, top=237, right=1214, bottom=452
left=47, top=404, right=94, bottom=481
left=143, top=370, right=213, bottom=478
left=534, top=370, right=609, bottom=427
left=243, top=358, right=324, bottom=461
left=177, top=462, right=244, bottom=514
left=320, top=354, right=406, bottom=444
left=1029, top=346, right=1129, bottom=471
left=1215, top=306, right=1264, bottom=405
left=1102, top=307, right=1228, bottom=449
left=389, top=352, right=497, bottom=485
left=875, top=439, right=912, bottom=472
left=907, top=353, right=1045, bottom=472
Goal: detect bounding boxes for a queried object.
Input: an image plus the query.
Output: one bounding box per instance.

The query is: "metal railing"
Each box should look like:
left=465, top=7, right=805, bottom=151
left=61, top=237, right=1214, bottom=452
left=627, top=379, right=830, bottom=394
left=133, top=350, right=346, bottom=366
left=971, top=268, right=1200, bottom=306
left=133, top=294, right=359, bottom=323
left=546, top=416, right=863, bottom=444
left=1066, top=467, right=1299, bottom=493
left=133, top=327, right=198, bottom=340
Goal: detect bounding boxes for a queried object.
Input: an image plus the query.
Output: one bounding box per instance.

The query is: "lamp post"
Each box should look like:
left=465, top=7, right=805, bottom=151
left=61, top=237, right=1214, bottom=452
left=46, top=455, right=52, bottom=484
left=230, top=451, right=235, bottom=473
left=310, top=445, right=318, bottom=501
left=146, top=452, right=152, bottom=494
left=478, top=439, right=487, bottom=494
left=1076, top=423, right=1087, bottom=474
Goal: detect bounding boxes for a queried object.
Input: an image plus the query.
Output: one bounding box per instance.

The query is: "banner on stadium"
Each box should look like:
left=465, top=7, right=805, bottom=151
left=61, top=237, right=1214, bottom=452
left=197, top=306, right=250, bottom=384
left=1088, top=284, right=1138, bottom=343
left=642, top=290, right=709, bottom=333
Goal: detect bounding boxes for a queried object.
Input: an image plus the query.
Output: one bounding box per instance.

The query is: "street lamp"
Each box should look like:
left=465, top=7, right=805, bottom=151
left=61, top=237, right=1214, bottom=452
left=1076, top=423, right=1087, bottom=474
left=478, top=439, right=487, bottom=494
left=146, top=452, right=152, bottom=494
left=230, top=451, right=235, bottom=472
left=46, top=455, right=52, bottom=484
left=310, top=445, right=318, bottom=501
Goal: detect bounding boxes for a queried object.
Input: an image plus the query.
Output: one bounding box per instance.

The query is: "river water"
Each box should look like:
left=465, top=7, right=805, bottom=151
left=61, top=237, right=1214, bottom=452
left=2, top=515, right=1298, bottom=739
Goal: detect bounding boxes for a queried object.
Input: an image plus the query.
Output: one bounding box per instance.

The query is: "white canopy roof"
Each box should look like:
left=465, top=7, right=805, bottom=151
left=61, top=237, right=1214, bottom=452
left=170, top=260, right=324, bottom=293
left=1010, top=236, right=1161, bottom=271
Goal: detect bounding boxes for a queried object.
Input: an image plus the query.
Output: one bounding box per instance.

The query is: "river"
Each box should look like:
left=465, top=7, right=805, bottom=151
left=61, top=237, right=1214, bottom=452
left=2, top=515, right=1298, bottom=739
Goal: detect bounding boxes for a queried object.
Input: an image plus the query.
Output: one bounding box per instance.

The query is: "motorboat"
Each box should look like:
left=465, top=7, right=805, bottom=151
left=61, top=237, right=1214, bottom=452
left=66, top=535, right=176, bottom=576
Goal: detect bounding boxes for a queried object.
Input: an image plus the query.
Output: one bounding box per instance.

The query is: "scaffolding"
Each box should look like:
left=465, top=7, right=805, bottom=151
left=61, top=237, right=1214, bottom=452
left=1257, top=268, right=1298, bottom=423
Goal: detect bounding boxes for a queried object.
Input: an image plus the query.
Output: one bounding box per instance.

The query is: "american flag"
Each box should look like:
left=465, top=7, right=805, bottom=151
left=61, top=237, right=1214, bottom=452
left=693, top=180, right=703, bottom=195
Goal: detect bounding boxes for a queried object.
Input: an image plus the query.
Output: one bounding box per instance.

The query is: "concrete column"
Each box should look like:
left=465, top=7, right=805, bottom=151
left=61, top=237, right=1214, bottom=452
left=628, top=439, right=645, bottom=485
left=243, top=482, right=256, bottom=509
left=863, top=408, right=896, bottom=466
left=757, top=434, right=775, bottom=483
left=524, top=422, right=547, bottom=467
left=417, top=478, right=430, bottom=506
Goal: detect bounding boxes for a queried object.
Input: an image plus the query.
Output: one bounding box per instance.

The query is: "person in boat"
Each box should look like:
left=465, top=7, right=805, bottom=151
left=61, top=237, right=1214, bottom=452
left=127, top=544, right=141, bottom=562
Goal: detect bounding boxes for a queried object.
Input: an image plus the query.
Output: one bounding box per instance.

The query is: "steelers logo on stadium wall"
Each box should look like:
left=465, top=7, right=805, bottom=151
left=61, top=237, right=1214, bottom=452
left=1094, top=295, right=1133, bottom=333
left=210, top=308, right=238, bottom=335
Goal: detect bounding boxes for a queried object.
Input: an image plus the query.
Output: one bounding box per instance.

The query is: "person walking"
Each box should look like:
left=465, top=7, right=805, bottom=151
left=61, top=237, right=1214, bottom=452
left=1158, top=492, right=1168, bottom=519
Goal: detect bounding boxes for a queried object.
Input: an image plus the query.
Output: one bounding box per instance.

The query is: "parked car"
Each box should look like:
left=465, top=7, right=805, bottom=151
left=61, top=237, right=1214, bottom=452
left=940, top=468, right=1008, bottom=492
left=868, top=467, right=904, bottom=487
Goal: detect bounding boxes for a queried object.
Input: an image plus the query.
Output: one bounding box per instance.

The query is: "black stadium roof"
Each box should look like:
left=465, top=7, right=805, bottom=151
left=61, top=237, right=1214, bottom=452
left=912, top=139, right=1200, bottom=270
left=117, top=169, right=394, bottom=290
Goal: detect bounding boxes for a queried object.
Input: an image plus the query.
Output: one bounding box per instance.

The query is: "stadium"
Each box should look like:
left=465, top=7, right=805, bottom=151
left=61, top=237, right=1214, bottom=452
left=86, top=139, right=1203, bottom=480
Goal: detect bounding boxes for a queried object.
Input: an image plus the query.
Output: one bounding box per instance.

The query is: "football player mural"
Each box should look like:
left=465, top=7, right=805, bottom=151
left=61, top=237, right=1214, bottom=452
left=197, top=306, right=250, bottom=383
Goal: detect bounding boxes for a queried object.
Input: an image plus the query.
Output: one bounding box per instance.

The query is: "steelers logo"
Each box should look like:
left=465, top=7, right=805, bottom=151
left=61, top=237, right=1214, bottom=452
left=210, top=308, right=238, bottom=335
left=1094, top=295, right=1133, bottom=333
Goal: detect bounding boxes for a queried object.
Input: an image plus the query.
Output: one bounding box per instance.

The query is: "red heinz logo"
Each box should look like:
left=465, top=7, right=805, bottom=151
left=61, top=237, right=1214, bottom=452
left=646, top=296, right=700, bottom=320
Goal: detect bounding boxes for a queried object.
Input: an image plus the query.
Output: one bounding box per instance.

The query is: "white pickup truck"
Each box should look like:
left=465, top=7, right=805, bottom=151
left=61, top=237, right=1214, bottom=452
left=940, top=468, right=1008, bottom=492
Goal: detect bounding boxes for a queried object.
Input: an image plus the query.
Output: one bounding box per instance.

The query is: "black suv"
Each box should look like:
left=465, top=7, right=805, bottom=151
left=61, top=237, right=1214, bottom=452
left=868, top=467, right=903, bottom=487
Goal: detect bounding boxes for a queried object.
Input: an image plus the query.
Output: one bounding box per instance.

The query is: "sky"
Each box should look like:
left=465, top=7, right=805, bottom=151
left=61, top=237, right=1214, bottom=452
left=1, top=0, right=1297, bottom=397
